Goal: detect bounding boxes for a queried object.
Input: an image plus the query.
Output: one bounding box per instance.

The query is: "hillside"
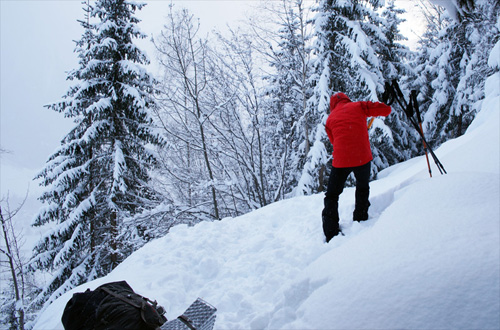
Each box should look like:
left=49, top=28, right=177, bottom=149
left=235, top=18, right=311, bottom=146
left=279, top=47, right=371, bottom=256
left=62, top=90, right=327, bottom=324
left=34, top=92, right=499, bottom=329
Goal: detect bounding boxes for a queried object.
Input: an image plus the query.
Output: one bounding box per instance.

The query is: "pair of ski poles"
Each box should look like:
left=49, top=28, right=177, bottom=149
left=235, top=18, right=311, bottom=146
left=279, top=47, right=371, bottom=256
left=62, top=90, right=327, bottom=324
left=367, top=80, right=447, bottom=177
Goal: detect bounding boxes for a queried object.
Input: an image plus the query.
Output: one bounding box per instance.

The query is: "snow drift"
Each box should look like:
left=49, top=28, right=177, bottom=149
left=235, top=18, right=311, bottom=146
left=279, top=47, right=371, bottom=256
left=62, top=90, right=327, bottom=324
left=34, top=88, right=499, bottom=329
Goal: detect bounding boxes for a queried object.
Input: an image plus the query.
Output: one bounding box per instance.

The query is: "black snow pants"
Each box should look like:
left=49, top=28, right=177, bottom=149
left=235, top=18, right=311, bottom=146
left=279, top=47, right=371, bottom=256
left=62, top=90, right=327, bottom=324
left=322, top=161, right=371, bottom=240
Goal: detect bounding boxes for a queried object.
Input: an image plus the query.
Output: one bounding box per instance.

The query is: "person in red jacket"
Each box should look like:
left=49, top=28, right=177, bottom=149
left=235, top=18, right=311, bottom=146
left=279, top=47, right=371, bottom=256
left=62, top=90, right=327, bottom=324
left=322, top=92, right=391, bottom=242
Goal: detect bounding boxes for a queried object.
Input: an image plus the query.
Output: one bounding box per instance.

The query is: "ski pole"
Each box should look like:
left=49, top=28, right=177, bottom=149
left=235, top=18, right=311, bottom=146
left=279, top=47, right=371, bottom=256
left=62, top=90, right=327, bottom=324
left=411, top=90, right=432, bottom=177
left=387, top=80, right=446, bottom=175
left=409, top=89, right=446, bottom=175
left=395, top=84, right=444, bottom=175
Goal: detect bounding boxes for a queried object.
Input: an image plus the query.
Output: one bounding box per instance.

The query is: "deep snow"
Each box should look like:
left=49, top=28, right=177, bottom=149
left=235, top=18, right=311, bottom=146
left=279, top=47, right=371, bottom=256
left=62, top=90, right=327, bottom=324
left=28, top=51, right=500, bottom=329
left=33, top=90, right=499, bottom=328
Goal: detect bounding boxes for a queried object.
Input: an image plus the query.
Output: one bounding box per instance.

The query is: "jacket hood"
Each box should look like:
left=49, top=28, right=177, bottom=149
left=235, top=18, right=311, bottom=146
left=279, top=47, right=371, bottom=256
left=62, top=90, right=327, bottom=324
left=330, top=92, right=351, bottom=111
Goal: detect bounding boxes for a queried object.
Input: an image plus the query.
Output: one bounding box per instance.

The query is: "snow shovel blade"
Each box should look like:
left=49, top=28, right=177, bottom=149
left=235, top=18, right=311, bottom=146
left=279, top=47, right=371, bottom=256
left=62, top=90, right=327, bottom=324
left=161, top=298, right=217, bottom=330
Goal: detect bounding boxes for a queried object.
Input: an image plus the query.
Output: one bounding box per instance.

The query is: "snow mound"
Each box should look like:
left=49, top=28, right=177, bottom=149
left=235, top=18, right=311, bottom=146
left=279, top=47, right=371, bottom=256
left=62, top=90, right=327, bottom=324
left=34, top=99, right=499, bottom=329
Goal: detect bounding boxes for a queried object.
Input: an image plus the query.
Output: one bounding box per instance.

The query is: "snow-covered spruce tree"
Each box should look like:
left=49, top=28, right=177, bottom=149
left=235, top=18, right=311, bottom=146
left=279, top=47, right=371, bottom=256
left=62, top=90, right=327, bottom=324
left=406, top=0, right=450, bottom=125
left=420, top=21, right=465, bottom=146
left=378, top=0, right=410, bottom=81
left=370, top=0, right=420, bottom=168
left=448, top=0, right=499, bottom=138
left=31, top=0, right=162, bottom=309
left=296, top=0, right=393, bottom=195
left=413, top=0, right=499, bottom=147
left=250, top=0, right=314, bottom=200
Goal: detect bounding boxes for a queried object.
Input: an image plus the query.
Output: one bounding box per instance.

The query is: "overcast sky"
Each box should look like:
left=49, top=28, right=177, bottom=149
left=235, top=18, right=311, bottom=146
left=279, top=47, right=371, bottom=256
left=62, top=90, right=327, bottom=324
left=0, top=0, right=258, bottom=198
left=0, top=0, right=423, bottom=199
left=0, top=0, right=254, bottom=164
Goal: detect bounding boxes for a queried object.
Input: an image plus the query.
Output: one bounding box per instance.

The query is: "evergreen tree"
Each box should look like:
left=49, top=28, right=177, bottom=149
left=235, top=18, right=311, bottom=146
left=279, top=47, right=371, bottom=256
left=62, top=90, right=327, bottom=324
left=450, top=0, right=499, bottom=137
left=255, top=0, right=314, bottom=199
left=412, top=0, right=499, bottom=147
left=378, top=0, right=410, bottom=81
left=406, top=0, right=449, bottom=124
left=296, top=0, right=390, bottom=194
left=421, top=22, right=464, bottom=146
left=31, top=0, right=162, bottom=308
left=370, top=0, right=419, bottom=169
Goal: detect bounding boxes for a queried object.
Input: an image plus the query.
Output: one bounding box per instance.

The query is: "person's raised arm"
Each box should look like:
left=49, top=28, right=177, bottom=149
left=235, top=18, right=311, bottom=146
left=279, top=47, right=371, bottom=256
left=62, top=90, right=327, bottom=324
left=361, top=101, right=391, bottom=117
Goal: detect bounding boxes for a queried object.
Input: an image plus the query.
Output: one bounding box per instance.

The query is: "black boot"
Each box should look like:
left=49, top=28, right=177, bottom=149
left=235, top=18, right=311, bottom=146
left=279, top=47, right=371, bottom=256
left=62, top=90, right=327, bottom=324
left=323, top=221, right=340, bottom=242
left=353, top=201, right=370, bottom=221
left=322, top=210, right=341, bottom=243
left=353, top=186, right=370, bottom=221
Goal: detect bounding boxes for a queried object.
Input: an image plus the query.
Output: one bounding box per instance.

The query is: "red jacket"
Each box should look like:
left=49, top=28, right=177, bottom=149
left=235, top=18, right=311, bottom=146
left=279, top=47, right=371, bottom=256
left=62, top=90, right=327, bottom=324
left=325, top=93, right=391, bottom=168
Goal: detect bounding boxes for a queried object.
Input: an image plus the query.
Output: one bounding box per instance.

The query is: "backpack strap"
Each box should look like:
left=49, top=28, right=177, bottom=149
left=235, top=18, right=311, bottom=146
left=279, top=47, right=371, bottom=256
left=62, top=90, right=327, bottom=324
left=178, top=315, right=197, bottom=330
left=99, top=286, right=167, bottom=327
left=99, top=286, right=142, bottom=309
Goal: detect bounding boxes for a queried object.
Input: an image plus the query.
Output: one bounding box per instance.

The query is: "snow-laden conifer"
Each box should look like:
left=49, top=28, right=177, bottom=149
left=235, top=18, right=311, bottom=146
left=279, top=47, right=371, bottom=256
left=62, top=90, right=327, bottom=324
left=255, top=0, right=314, bottom=199
left=296, top=0, right=398, bottom=194
left=31, top=0, right=162, bottom=309
left=412, top=0, right=499, bottom=147
left=370, top=0, right=419, bottom=168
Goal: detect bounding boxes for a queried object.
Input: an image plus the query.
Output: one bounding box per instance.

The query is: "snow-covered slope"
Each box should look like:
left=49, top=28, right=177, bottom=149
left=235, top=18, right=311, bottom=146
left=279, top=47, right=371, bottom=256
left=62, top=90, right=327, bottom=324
left=34, top=93, right=499, bottom=328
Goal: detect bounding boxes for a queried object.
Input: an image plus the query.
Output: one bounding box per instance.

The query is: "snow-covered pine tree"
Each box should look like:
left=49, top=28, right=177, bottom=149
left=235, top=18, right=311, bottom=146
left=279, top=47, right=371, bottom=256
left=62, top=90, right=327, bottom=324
left=449, top=0, right=500, bottom=137
left=254, top=0, right=314, bottom=200
left=295, top=0, right=388, bottom=194
left=378, top=0, right=410, bottom=81
left=31, top=0, right=162, bottom=309
left=421, top=21, right=464, bottom=146
left=369, top=0, right=419, bottom=168
left=407, top=0, right=449, bottom=126
left=412, top=0, right=499, bottom=147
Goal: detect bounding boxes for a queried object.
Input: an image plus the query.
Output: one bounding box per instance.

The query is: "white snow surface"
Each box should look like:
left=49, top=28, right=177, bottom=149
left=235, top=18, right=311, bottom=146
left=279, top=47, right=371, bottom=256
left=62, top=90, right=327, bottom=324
left=34, top=101, right=499, bottom=329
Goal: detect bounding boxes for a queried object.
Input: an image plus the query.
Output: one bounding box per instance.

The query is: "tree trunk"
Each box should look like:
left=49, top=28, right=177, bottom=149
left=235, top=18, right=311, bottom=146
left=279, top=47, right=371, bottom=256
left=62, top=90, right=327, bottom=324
left=0, top=207, right=25, bottom=330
